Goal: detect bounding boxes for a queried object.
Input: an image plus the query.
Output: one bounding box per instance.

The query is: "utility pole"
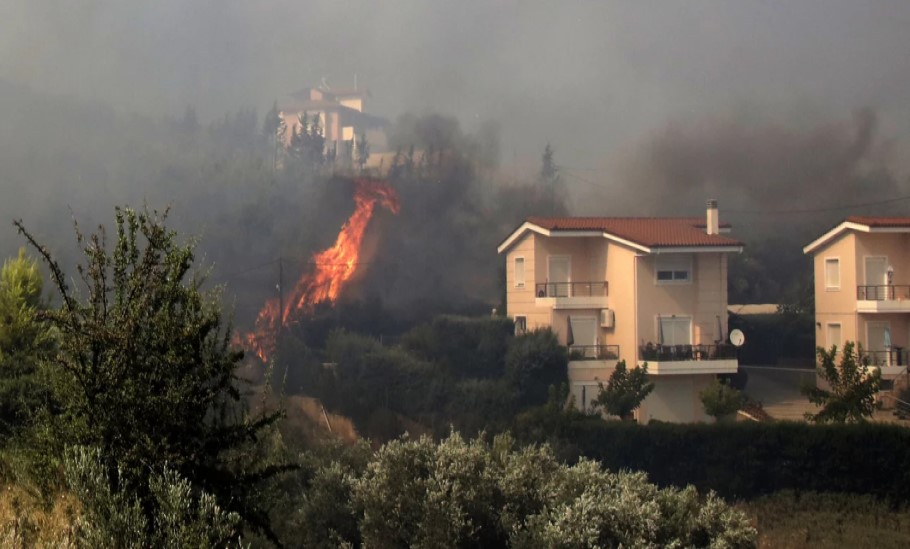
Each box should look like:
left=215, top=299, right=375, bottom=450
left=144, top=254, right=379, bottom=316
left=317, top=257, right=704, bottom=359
left=278, top=257, right=284, bottom=330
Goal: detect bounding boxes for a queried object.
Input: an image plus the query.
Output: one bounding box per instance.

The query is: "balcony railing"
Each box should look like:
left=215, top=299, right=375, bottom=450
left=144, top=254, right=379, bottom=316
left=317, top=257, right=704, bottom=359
left=857, top=285, right=910, bottom=300
left=638, top=343, right=737, bottom=362
left=860, top=349, right=910, bottom=368
left=535, top=281, right=608, bottom=298
left=568, top=345, right=620, bottom=361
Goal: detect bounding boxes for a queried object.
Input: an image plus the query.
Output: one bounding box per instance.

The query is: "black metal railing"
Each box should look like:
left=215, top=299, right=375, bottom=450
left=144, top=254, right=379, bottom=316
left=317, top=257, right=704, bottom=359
left=638, top=343, right=737, bottom=362
left=857, top=285, right=910, bottom=301
left=535, top=281, right=608, bottom=298
left=860, top=349, right=910, bottom=368
left=568, top=345, right=620, bottom=361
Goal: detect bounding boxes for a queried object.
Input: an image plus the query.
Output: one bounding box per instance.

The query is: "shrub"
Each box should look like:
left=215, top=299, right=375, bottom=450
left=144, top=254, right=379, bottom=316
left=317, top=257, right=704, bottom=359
left=505, top=329, right=567, bottom=408
left=591, top=360, right=654, bottom=420
left=700, top=378, right=746, bottom=420
left=803, top=342, right=881, bottom=423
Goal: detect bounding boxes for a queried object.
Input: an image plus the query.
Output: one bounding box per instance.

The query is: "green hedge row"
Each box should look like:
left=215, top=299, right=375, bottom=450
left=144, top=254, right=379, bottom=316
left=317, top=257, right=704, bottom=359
left=514, top=411, right=910, bottom=502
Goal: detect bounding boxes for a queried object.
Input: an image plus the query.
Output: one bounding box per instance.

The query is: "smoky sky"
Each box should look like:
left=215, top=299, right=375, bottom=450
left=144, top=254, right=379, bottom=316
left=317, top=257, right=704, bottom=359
left=4, top=1, right=910, bottom=172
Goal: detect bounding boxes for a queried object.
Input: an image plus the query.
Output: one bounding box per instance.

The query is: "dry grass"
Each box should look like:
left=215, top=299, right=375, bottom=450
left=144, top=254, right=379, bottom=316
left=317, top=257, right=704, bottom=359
left=0, top=484, right=78, bottom=548
left=741, top=491, right=910, bottom=548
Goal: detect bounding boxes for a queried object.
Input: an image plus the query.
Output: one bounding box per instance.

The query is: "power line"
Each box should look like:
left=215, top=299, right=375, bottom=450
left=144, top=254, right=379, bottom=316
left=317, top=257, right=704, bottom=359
left=726, top=195, right=910, bottom=215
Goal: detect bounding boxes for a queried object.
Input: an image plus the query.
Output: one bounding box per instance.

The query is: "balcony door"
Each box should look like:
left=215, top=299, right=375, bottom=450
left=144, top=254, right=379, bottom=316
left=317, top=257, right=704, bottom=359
left=547, top=256, right=571, bottom=297
left=867, top=321, right=891, bottom=366
left=659, top=316, right=692, bottom=346
left=865, top=257, right=888, bottom=300
left=569, top=316, right=597, bottom=357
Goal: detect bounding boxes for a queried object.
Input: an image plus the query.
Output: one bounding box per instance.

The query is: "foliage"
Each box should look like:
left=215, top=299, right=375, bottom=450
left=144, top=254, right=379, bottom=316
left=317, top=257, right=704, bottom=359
left=277, top=432, right=756, bottom=547
left=513, top=408, right=910, bottom=503
left=15, top=208, right=286, bottom=538
left=505, top=329, right=567, bottom=408
left=401, top=315, right=513, bottom=379
left=743, top=491, right=910, bottom=548
left=700, top=378, right=746, bottom=420
left=803, top=342, right=881, bottom=423
left=0, top=249, right=54, bottom=438
left=65, top=446, right=242, bottom=547
left=591, top=360, right=654, bottom=420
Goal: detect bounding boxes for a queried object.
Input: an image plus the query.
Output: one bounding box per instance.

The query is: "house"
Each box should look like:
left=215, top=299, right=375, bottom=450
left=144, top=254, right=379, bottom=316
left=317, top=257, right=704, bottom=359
left=279, top=84, right=388, bottom=156
left=803, top=216, right=910, bottom=380
left=497, top=200, right=744, bottom=423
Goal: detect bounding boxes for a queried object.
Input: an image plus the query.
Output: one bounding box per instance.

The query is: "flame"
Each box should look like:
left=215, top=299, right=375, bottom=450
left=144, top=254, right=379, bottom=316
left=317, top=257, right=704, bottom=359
left=243, top=178, right=400, bottom=362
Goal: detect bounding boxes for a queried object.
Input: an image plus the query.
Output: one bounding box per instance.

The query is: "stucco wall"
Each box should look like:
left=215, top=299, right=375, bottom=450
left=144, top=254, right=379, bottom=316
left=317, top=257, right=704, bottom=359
left=604, top=242, right=639, bottom=364
left=813, top=233, right=858, bottom=351
left=639, top=374, right=714, bottom=423
left=634, top=252, right=732, bottom=360
left=505, top=233, right=552, bottom=331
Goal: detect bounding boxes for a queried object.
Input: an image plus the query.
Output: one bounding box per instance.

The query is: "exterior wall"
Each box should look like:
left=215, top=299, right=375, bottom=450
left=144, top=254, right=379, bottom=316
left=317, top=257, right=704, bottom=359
left=639, top=374, right=714, bottom=423
left=636, top=254, right=697, bottom=346
left=505, top=233, right=551, bottom=331
left=854, top=233, right=910, bottom=286
left=813, top=233, right=859, bottom=352
left=693, top=253, right=728, bottom=344
left=340, top=97, right=364, bottom=112
left=604, top=242, right=639, bottom=364
left=532, top=235, right=605, bottom=286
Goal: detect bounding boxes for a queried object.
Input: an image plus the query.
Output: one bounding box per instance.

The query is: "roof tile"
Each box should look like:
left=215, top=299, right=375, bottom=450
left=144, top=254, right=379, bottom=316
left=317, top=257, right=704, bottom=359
left=525, top=216, right=742, bottom=248
left=846, top=216, right=910, bottom=228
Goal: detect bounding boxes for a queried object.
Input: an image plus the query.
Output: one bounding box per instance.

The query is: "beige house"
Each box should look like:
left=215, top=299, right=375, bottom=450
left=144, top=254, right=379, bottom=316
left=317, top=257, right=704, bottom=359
left=804, top=216, right=910, bottom=380
left=279, top=85, right=388, bottom=155
left=498, top=201, right=744, bottom=423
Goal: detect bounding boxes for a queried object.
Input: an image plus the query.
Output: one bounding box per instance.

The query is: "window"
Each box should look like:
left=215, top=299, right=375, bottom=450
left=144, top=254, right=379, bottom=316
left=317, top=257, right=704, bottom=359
left=514, top=316, right=527, bottom=335
left=825, top=258, right=840, bottom=290
left=659, top=316, right=692, bottom=346
left=514, top=257, right=525, bottom=287
left=655, top=255, right=692, bottom=284
left=826, top=323, right=842, bottom=350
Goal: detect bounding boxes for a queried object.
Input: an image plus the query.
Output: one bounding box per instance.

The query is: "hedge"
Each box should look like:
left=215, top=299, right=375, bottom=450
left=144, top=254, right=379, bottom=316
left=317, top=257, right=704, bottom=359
left=514, top=410, right=910, bottom=503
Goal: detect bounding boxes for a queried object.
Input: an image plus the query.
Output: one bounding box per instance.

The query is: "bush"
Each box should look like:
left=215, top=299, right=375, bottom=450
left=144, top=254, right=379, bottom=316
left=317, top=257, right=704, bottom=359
left=281, top=432, right=756, bottom=547
left=700, top=378, right=746, bottom=420
left=505, top=329, right=567, bottom=408
left=65, top=446, right=242, bottom=547
left=16, top=208, right=286, bottom=538
left=804, top=342, right=881, bottom=423
left=591, top=360, right=654, bottom=420
left=513, top=410, right=910, bottom=503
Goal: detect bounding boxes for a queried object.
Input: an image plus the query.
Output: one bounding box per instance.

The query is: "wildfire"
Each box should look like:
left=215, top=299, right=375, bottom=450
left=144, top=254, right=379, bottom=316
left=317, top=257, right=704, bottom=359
left=243, top=178, right=400, bottom=362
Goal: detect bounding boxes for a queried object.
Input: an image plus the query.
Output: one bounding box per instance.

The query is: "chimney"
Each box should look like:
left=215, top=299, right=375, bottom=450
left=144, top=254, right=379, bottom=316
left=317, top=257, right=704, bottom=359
left=706, top=199, right=719, bottom=235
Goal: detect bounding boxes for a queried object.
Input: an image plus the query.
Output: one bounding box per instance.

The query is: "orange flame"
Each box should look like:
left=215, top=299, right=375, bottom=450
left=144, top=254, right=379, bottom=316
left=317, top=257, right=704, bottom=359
left=243, top=178, right=400, bottom=362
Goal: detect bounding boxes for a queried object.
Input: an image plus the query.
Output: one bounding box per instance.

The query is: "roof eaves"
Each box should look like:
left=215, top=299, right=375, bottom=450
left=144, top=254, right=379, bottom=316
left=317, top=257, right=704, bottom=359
left=803, top=221, right=870, bottom=254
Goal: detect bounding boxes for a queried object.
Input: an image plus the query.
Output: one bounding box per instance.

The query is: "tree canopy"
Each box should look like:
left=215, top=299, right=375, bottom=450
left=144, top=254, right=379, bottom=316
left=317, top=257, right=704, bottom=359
left=15, top=207, right=286, bottom=539
left=803, top=342, right=882, bottom=423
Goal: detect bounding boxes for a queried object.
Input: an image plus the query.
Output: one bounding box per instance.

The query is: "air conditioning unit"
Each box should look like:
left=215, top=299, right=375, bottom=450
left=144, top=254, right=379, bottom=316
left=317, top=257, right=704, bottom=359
left=600, top=309, right=615, bottom=328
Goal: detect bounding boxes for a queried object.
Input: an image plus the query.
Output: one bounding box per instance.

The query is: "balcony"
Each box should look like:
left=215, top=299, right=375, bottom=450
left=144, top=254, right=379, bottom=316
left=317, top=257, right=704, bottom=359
left=568, top=345, right=620, bottom=373
left=857, top=285, right=910, bottom=313
left=859, top=349, right=909, bottom=378
left=568, top=344, right=620, bottom=361
left=637, top=343, right=738, bottom=375
left=535, top=281, right=609, bottom=309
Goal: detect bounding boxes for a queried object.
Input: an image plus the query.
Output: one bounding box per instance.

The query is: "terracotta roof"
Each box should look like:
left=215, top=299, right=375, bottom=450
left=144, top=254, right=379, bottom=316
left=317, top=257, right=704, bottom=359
left=845, top=216, right=910, bottom=228
left=524, top=216, right=742, bottom=248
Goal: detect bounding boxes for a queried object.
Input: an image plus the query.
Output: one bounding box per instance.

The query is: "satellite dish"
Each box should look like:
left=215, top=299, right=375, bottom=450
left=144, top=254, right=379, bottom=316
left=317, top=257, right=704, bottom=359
left=729, top=329, right=745, bottom=347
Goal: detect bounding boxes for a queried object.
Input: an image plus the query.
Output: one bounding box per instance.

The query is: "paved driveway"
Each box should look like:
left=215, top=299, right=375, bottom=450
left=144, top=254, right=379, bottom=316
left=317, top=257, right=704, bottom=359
left=741, top=366, right=817, bottom=421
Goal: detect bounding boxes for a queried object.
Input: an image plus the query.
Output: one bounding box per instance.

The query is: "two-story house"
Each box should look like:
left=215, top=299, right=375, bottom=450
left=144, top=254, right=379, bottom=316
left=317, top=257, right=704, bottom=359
left=279, top=85, right=388, bottom=155
left=497, top=200, right=744, bottom=423
left=804, top=216, right=910, bottom=380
